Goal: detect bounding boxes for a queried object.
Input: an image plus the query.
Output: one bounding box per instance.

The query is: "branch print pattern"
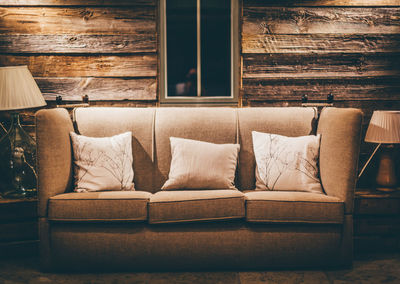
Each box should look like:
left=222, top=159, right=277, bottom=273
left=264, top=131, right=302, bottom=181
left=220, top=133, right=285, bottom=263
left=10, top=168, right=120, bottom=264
left=253, top=131, right=323, bottom=193
left=70, top=131, right=134, bottom=192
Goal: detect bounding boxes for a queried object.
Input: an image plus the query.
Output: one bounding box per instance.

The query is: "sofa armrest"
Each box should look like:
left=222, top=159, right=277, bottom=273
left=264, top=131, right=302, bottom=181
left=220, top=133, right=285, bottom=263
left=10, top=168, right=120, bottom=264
left=36, top=108, right=74, bottom=217
left=317, top=107, right=363, bottom=214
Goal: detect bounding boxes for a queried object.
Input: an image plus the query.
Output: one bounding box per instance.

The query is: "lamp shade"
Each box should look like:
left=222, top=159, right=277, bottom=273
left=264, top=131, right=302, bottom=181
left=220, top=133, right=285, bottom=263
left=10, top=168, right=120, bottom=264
left=0, top=65, right=46, bottom=111
left=365, top=110, right=400, bottom=144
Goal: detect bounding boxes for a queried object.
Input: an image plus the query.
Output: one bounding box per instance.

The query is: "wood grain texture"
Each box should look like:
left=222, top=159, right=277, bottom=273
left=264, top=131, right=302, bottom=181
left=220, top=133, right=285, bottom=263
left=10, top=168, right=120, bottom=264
left=355, top=216, right=400, bottom=235
left=354, top=235, right=400, bottom=252
left=242, top=77, right=400, bottom=101
left=0, top=34, right=156, bottom=54
left=243, top=7, right=400, bottom=35
left=0, top=199, right=37, bottom=221
left=0, top=55, right=157, bottom=77
left=243, top=53, right=400, bottom=79
left=244, top=0, right=400, bottom=7
left=36, top=77, right=157, bottom=101
left=0, top=221, right=38, bottom=242
left=242, top=34, right=400, bottom=54
left=0, top=0, right=155, bottom=6
left=241, top=99, right=400, bottom=111
left=0, top=7, right=155, bottom=35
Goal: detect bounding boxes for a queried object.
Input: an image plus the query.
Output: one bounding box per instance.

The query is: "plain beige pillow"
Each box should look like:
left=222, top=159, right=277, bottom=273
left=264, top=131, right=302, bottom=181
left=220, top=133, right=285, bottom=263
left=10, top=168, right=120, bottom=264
left=70, top=131, right=135, bottom=192
left=162, top=137, right=240, bottom=190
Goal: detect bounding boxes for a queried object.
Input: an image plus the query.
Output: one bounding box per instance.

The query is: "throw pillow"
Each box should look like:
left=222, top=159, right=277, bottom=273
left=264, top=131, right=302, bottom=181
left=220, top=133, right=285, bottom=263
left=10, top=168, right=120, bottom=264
left=70, top=131, right=135, bottom=192
left=252, top=131, right=323, bottom=193
left=162, top=137, right=240, bottom=190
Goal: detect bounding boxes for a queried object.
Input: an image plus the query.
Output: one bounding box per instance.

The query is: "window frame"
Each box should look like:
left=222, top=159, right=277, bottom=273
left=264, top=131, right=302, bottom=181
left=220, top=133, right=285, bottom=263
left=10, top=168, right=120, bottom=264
left=159, top=0, right=239, bottom=106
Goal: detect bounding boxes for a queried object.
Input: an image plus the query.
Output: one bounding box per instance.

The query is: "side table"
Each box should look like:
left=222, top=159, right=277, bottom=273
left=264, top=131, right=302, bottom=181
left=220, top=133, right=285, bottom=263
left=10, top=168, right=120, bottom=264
left=0, top=198, right=38, bottom=258
left=354, top=188, right=400, bottom=252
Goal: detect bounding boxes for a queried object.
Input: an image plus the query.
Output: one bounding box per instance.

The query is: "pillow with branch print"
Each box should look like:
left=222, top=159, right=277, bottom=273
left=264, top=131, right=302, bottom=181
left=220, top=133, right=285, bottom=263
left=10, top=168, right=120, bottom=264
left=252, top=131, right=323, bottom=194
left=70, top=131, right=135, bottom=192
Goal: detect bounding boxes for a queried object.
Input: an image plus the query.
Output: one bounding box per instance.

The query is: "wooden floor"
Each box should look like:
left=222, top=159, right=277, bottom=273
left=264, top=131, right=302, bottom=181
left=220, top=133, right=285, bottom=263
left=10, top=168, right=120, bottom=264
left=0, top=253, right=399, bottom=284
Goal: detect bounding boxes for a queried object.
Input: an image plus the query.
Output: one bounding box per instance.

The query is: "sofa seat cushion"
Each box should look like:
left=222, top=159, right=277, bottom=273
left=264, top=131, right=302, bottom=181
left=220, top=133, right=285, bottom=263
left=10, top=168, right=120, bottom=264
left=48, top=191, right=151, bottom=222
left=245, top=191, right=344, bottom=224
left=149, top=190, right=245, bottom=224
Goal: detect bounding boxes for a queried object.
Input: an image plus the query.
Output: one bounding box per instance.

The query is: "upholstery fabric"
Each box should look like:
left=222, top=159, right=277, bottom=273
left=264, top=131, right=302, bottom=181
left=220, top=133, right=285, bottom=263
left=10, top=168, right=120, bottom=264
left=73, top=107, right=156, bottom=193
left=35, top=106, right=360, bottom=270
left=154, top=108, right=237, bottom=190
left=48, top=191, right=151, bottom=221
left=49, top=222, right=342, bottom=270
left=148, top=190, right=245, bottom=224
left=70, top=132, right=134, bottom=192
left=162, top=137, right=240, bottom=190
left=317, top=108, right=363, bottom=214
left=36, top=108, right=74, bottom=217
left=245, top=191, right=344, bottom=224
left=252, top=131, right=323, bottom=193
left=237, top=107, right=317, bottom=190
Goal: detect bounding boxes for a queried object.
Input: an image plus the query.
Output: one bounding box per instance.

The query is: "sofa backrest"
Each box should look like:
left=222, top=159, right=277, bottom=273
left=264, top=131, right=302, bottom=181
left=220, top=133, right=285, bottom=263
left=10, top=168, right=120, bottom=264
left=154, top=108, right=238, bottom=191
left=73, top=107, right=156, bottom=193
left=237, top=108, right=318, bottom=190
left=73, top=107, right=318, bottom=193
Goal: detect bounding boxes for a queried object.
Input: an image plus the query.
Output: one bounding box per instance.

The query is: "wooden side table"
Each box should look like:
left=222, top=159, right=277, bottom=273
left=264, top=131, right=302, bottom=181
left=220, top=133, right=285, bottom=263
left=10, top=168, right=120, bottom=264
left=0, top=198, right=38, bottom=258
left=354, top=188, right=400, bottom=253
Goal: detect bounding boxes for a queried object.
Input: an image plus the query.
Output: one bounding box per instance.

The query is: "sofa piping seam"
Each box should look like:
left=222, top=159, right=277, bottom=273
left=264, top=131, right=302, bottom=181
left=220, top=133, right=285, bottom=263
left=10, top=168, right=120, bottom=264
left=149, top=196, right=244, bottom=204
left=149, top=215, right=245, bottom=224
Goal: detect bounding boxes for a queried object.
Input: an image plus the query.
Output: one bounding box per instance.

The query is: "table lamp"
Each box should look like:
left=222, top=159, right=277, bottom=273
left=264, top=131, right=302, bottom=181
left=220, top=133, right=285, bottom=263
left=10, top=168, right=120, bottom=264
left=0, top=66, right=46, bottom=198
left=359, top=111, right=400, bottom=192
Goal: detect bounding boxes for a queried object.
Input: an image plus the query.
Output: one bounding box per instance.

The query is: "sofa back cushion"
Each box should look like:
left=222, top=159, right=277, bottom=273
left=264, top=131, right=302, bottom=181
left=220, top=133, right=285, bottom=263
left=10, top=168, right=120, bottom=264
left=73, top=107, right=318, bottom=193
left=237, top=107, right=318, bottom=190
left=154, top=108, right=237, bottom=191
left=73, top=107, right=155, bottom=193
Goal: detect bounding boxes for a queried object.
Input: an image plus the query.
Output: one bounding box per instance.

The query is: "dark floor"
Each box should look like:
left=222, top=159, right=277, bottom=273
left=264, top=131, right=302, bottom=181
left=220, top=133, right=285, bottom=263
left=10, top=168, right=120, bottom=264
left=0, top=253, right=399, bottom=284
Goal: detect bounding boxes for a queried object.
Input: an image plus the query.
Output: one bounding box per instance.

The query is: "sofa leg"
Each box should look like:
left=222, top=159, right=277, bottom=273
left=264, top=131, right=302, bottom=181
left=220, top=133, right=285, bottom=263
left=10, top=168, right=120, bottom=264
left=39, top=218, right=52, bottom=272
left=339, top=214, right=354, bottom=268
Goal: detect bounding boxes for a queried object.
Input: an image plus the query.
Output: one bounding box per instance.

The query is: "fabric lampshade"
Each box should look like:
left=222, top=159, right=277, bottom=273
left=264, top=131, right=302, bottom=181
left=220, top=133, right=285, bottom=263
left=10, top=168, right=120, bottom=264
left=365, top=111, right=400, bottom=144
left=0, top=65, right=46, bottom=111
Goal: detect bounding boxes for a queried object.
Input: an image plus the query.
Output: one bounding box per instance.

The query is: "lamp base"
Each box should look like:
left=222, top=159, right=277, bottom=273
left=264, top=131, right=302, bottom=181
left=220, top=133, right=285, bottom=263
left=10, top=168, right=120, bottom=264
left=375, top=145, right=398, bottom=191
left=0, top=113, right=37, bottom=198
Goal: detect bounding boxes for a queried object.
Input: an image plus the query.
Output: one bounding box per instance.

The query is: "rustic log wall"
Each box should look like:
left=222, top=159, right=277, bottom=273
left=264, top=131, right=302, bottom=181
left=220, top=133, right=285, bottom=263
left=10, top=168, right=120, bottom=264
left=0, top=0, right=158, bottom=138
left=0, top=1, right=157, bottom=103
left=241, top=0, right=400, bottom=185
left=1, top=0, right=400, bottom=185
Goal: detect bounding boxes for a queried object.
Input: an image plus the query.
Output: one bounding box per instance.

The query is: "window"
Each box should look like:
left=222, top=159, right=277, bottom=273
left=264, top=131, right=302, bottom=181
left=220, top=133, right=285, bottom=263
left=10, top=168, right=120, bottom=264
left=160, top=0, right=239, bottom=105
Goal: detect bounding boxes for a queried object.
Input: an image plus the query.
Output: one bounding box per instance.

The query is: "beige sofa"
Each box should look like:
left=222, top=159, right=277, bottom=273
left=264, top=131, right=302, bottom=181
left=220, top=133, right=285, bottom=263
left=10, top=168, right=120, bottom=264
left=36, top=107, right=362, bottom=271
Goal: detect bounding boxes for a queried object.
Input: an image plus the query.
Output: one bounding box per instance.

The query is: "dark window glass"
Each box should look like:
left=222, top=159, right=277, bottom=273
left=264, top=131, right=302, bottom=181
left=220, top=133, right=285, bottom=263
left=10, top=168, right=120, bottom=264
left=166, top=0, right=197, bottom=97
left=201, top=0, right=230, bottom=97
left=166, top=0, right=231, bottom=97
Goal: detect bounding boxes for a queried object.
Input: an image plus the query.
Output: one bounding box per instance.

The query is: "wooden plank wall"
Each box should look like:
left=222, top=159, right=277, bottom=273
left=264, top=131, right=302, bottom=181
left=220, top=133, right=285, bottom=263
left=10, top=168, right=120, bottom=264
left=0, top=0, right=158, bottom=134
left=1, top=0, right=400, bottom=184
left=241, top=0, right=400, bottom=185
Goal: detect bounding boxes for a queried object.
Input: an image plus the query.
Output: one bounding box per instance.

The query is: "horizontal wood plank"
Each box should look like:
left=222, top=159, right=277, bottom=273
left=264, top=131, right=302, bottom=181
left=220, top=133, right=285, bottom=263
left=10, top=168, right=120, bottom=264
left=244, top=0, right=400, bottom=7
left=0, top=34, right=156, bottom=54
left=242, top=77, right=400, bottom=101
left=242, top=34, right=400, bottom=54
left=354, top=235, right=400, bottom=252
left=355, top=216, right=400, bottom=235
left=355, top=196, right=400, bottom=215
left=0, top=0, right=155, bottom=6
left=0, top=7, right=155, bottom=35
left=243, top=53, right=400, bottom=79
left=241, top=99, right=400, bottom=110
left=36, top=77, right=157, bottom=100
left=0, top=199, right=37, bottom=222
left=0, top=221, right=38, bottom=242
left=243, top=7, right=400, bottom=35
left=0, top=55, right=157, bottom=77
